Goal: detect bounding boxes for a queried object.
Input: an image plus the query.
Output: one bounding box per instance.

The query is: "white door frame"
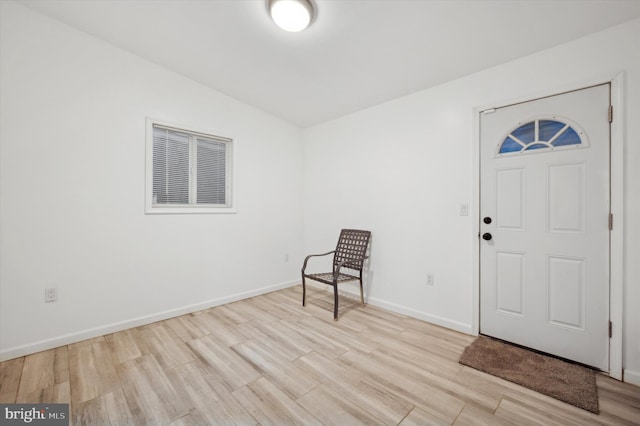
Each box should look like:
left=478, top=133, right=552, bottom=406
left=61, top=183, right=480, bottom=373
left=471, top=72, right=624, bottom=380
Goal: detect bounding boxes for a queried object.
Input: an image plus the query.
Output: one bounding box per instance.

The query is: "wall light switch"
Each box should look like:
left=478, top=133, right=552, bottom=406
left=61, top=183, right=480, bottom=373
left=460, top=203, right=469, bottom=216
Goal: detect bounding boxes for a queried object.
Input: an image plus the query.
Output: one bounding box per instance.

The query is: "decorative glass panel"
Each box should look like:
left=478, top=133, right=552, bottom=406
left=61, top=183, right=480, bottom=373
left=539, top=120, right=565, bottom=141
left=498, top=119, right=583, bottom=155
left=500, top=137, right=523, bottom=153
left=511, top=121, right=535, bottom=144
left=553, top=127, right=581, bottom=147
left=524, top=142, right=550, bottom=151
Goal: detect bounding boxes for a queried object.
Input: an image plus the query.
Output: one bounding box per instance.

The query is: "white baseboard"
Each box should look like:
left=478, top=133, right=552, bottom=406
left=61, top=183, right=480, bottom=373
left=624, top=369, right=640, bottom=386
left=306, top=281, right=473, bottom=335
left=0, top=279, right=298, bottom=362
left=365, top=295, right=473, bottom=335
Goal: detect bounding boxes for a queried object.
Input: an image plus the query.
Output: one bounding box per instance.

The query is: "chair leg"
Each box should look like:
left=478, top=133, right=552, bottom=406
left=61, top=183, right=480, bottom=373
left=301, top=274, right=306, bottom=307
left=333, top=284, right=339, bottom=320
left=359, top=279, right=365, bottom=306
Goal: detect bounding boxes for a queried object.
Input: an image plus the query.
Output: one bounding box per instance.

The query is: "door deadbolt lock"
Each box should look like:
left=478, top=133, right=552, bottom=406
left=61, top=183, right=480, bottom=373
left=483, top=217, right=492, bottom=224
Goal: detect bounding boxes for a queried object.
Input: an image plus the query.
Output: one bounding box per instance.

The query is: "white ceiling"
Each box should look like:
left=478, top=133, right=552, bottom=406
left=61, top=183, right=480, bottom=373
left=20, top=0, right=640, bottom=127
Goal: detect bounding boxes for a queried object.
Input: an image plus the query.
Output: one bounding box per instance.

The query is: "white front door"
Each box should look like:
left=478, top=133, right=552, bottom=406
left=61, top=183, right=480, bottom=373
left=480, top=84, right=610, bottom=371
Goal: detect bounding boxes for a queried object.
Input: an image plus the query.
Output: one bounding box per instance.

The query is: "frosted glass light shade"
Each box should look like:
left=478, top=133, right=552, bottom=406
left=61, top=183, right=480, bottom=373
left=269, top=0, right=314, bottom=32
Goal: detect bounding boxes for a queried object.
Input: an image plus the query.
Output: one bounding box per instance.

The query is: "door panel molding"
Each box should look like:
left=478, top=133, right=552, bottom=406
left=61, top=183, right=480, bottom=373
left=495, top=251, right=526, bottom=317
left=547, top=255, right=586, bottom=331
left=547, top=162, right=586, bottom=234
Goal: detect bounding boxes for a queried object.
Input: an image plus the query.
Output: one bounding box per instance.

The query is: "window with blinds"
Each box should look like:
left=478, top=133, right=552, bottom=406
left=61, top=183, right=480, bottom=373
left=146, top=119, right=233, bottom=213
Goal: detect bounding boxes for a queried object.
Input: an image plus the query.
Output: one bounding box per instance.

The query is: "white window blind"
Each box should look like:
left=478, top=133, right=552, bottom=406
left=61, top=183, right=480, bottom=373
left=152, top=127, right=190, bottom=205
left=147, top=120, right=233, bottom=213
left=196, top=137, right=227, bottom=205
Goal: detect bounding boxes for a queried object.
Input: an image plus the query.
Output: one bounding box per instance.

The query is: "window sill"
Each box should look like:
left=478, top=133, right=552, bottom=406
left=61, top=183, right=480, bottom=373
left=145, top=205, right=237, bottom=215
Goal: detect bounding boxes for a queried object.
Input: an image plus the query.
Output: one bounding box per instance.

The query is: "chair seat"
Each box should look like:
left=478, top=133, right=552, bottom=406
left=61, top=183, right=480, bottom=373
left=305, top=272, right=359, bottom=284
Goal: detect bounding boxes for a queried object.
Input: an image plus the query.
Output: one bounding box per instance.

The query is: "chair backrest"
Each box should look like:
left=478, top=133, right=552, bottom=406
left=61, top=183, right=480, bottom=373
left=333, top=229, right=371, bottom=272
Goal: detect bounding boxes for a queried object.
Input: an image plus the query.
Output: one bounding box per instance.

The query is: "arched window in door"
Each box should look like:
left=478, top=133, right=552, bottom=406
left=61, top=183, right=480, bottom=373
left=497, top=118, right=586, bottom=156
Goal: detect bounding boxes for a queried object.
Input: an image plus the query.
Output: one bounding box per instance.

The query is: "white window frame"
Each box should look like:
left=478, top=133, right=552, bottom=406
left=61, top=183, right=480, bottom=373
left=145, top=118, right=236, bottom=214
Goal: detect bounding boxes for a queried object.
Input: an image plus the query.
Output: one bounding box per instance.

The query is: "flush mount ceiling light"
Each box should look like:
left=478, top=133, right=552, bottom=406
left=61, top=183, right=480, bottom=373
left=268, top=0, right=315, bottom=32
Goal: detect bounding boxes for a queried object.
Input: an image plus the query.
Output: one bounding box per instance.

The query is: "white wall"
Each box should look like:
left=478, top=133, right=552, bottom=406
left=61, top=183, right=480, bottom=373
left=2, top=0, right=639, bottom=385
left=303, top=19, right=640, bottom=383
left=0, top=2, right=303, bottom=359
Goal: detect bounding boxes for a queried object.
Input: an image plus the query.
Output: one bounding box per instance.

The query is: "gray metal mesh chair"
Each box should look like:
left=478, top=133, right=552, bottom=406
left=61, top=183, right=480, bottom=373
left=301, top=229, right=371, bottom=320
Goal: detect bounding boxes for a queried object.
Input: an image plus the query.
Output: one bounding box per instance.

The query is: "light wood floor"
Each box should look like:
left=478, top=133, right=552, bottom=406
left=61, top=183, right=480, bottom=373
left=1, top=286, right=639, bottom=425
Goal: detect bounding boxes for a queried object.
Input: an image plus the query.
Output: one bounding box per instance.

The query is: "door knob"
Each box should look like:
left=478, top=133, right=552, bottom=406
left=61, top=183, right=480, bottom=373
left=483, top=217, right=492, bottom=224
left=482, top=233, right=492, bottom=241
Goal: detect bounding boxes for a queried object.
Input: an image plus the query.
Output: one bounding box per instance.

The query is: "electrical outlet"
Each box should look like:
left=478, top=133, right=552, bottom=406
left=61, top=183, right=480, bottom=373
left=426, top=274, right=434, bottom=286
left=45, top=288, right=57, bottom=303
